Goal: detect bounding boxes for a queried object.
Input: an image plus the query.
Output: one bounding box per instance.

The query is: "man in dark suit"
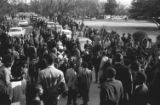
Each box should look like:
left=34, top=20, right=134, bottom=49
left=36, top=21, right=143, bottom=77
left=113, top=53, right=133, bottom=104
left=132, top=72, right=148, bottom=105
left=100, top=67, right=124, bottom=105
left=78, top=62, right=92, bottom=105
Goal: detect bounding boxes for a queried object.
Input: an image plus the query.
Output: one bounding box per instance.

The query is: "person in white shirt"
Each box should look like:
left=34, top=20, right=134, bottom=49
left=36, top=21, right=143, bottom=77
left=0, top=54, right=14, bottom=105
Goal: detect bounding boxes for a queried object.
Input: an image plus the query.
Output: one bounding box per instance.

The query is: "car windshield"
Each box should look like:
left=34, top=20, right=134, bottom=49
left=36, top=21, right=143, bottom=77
left=10, top=29, right=21, bottom=32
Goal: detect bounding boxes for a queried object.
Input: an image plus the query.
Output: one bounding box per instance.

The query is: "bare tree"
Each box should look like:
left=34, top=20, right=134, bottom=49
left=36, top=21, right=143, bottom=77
left=74, top=0, right=101, bottom=18
left=30, top=0, right=75, bottom=18
left=30, top=0, right=101, bottom=18
left=0, top=0, right=11, bottom=16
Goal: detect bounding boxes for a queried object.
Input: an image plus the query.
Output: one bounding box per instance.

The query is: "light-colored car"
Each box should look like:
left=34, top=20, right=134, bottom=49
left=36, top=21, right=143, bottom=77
left=8, top=27, right=26, bottom=37
left=62, top=29, right=72, bottom=39
left=55, top=25, right=63, bottom=33
left=49, top=24, right=63, bottom=33
left=47, top=21, right=57, bottom=28
left=18, top=20, right=29, bottom=26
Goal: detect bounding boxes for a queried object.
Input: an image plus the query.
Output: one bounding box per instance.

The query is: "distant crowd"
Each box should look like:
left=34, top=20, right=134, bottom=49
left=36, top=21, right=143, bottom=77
left=0, top=15, right=160, bottom=105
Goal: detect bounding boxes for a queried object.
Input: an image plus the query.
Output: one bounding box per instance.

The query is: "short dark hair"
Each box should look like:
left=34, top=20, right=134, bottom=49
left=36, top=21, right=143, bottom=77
left=114, top=53, right=123, bottom=62
left=82, top=61, right=88, bottom=68
left=105, top=67, right=116, bottom=78
left=136, top=72, right=147, bottom=84
left=45, top=53, right=57, bottom=65
left=2, top=54, right=14, bottom=67
left=69, top=61, right=75, bottom=68
left=51, top=47, right=57, bottom=54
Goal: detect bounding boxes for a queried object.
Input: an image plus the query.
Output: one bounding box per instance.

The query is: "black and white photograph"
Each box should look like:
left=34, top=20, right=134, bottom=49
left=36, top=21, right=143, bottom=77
left=0, top=0, right=160, bottom=105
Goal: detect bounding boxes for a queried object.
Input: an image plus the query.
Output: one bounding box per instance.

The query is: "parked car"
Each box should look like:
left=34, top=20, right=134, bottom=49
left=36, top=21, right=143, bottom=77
left=55, top=24, right=63, bottom=33
left=47, top=21, right=58, bottom=28
left=18, top=20, right=29, bottom=26
left=8, top=27, right=26, bottom=37
left=49, top=24, right=63, bottom=33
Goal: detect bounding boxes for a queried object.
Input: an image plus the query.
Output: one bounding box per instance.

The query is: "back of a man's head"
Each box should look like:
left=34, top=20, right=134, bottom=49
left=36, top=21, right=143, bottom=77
left=46, top=53, right=57, bottom=66
left=136, top=72, right=147, bottom=85
left=105, top=67, right=116, bottom=79
left=51, top=47, right=57, bottom=54
left=114, top=53, right=123, bottom=63
left=82, top=61, right=88, bottom=68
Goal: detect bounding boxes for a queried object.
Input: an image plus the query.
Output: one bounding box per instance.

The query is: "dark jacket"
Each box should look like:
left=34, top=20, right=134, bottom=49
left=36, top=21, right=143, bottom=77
left=78, top=68, right=92, bottom=91
left=114, top=63, right=133, bottom=95
left=149, top=71, right=160, bottom=105
left=132, top=84, right=148, bottom=105
left=28, top=58, right=39, bottom=83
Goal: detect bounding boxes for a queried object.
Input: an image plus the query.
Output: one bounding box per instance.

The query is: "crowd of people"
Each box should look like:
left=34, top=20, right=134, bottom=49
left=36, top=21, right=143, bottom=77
left=0, top=15, right=160, bottom=105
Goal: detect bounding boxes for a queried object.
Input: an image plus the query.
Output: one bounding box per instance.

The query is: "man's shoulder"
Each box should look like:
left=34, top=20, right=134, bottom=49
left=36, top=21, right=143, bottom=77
left=39, top=69, right=46, bottom=75
left=86, top=68, right=92, bottom=73
left=103, top=79, right=123, bottom=87
left=66, top=68, right=75, bottom=73
left=113, top=79, right=123, bottom=85
left=51, top=68, right=64, bottom=77
left=54, top=68, right=63, bottom=74
left=39, top=67, right=51, bottom=74
left=66, top=68, right=73, bottom=71
left=39, top=67, right=64, bottom=76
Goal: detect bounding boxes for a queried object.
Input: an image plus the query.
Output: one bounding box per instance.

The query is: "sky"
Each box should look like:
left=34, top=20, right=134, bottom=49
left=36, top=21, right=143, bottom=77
left=117, top=0, right=132, bottom=6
